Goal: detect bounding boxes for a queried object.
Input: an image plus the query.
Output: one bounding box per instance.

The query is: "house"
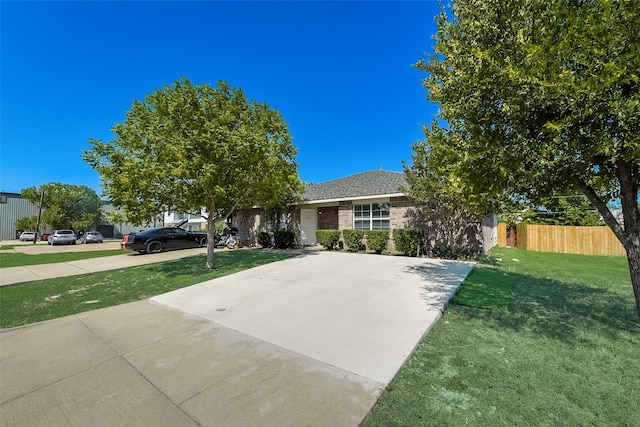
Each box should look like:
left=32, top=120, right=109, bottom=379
left=163, top=209, right=207, bottom=231
left=230, top=169, right=496, bottom=254
left=294, top=169, right=410, bottom=247
left=231, top=170, right=414, bottom=249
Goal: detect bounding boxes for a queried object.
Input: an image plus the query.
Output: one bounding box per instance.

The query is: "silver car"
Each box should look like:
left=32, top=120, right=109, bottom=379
left=48, top=230, right=77, bottom=245
left=80, top=231, right=104, bottom=244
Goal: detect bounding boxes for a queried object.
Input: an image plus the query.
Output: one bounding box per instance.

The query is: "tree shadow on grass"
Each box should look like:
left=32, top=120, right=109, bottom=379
left=406, top=258, right=639, bottom=343
left=453, top=271, right=640, bottom=343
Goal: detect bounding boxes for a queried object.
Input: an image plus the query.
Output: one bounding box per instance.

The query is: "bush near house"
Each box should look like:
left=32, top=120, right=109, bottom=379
left=257, top=231, right=272, bottom=248
left=316, top=229, right=341, bottom=250
left=274, top=229, right=297, bottom=249
left=364, top=230, right=389, bottom=254
left=393, top=228, right=425, bottom=256
left=342, top=229, right=366, bottom=252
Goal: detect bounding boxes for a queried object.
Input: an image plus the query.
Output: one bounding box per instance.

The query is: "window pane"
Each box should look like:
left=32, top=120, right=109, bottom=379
left=354, top=220, right=369, bottom=230
left=372, top=220, right=390, bottom=230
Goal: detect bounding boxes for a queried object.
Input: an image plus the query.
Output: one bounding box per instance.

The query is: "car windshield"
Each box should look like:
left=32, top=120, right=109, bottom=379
left=58, top=231, right=73, bottom=235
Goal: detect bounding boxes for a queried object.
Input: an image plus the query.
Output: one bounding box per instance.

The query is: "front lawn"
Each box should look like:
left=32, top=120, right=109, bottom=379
left=0, top=249, right=124, bottom=268
left=364, top=248, right=640, bottom=426
left=0, top=250, right=294, bottom=328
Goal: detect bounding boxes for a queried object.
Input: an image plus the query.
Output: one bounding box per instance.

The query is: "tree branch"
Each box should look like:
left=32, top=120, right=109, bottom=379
left=570, top=175, right=627, bottom=245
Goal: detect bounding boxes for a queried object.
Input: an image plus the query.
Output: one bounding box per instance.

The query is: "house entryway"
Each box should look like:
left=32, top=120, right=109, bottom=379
left=299, top=208, right=318, bottom=245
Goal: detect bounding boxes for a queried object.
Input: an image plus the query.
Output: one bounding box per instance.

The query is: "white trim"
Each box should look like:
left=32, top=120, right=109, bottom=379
left=298, top=192, right=405, bottom=206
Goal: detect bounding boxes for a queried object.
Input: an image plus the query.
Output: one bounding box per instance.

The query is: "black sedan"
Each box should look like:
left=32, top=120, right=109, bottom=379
left=121, top=227, right=208, bottom=254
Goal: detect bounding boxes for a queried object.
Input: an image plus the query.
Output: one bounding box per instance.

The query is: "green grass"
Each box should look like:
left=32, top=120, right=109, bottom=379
left=0, top=249, right=125, bottom=268
left=0, top=250, right=294, bottom=328
left=450, top=267, right=514, bottom=310
left=365, top=247, right=640, bottom=427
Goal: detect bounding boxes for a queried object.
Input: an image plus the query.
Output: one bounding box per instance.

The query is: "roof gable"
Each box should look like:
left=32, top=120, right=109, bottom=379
left=304, top=170, right=407, bottom=202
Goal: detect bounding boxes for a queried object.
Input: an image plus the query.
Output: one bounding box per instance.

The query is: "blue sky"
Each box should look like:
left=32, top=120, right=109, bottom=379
left=1, top=1, right=441, bottom=195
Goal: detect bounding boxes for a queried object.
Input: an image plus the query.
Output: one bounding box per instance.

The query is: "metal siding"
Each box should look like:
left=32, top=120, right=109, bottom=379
left=0, top=193, right=40, bottom=240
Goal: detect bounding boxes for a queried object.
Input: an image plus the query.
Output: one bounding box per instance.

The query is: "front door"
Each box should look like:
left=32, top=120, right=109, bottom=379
left=299, top=208, right=318, bottom=245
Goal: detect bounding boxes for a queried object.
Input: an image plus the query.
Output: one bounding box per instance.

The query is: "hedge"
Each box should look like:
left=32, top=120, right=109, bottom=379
left=274, top=229, right=297, bottom=249
left=316, top=229, right=341, bottom=250
left=364, top=230, right=389, bottom=254
left=393, top=227, right=425, bottom=256
left=342, top=229, right=365, bottom=252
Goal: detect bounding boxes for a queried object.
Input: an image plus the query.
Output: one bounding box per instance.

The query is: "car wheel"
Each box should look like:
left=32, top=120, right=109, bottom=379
left=199, top=237, right=208, bottom=247
left=227, top=236, right=238, bottom=249
left=146, top=241, right=163, bottom=254
left=72, top=241, right=76, bottom=245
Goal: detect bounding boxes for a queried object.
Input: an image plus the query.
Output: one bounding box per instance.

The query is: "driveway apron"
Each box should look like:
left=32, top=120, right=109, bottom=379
left=0, top=251, right=473, bottom=426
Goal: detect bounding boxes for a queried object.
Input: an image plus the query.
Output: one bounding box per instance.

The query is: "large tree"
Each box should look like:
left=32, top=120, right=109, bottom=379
left=413, top=0, right=640, bottom=317
left=83, top=77, right=303, bottom=269
left=21, top=182, right=102, bottom=231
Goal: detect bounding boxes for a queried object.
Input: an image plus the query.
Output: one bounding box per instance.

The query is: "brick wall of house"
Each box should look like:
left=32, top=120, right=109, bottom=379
left=338, top=201, right=352, bottom=230
left=390, top=196, right=411, bottom=230
left=318, top=206, right=339, bottom=230
left=233, top=208, right=262, bottom=247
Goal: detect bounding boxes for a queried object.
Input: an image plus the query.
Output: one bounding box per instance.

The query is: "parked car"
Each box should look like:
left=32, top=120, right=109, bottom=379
left=40, top=233, right=50, bottom=242
left=121, top=227, right=208, bottom=254
left=19, top=231, right=36, bottom=242
left=80, top=231, right=104, bottom=244
left=48, top=230, right=77, bottom=245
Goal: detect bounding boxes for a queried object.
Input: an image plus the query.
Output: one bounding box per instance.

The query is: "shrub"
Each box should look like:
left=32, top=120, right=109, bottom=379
left=316, top=229, right=341, bottom=250
left=365, top=230, right=389, bottom=254
left=257, top=231, right=272, bottom=248
left=430, top=241, right=475, bottom=260
left=393, top=228, right=425, bottom=256
left=274, top=229, right=297, bottom=249
left=342, top=229, right=365, bottom=252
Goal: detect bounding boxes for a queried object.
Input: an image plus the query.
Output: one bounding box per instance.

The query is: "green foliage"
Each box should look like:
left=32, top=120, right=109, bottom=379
left=417, top=0, right=640, bottom=316
left=21, top=183, right=102, bottom=231
left=430, top=241, right=474, bottom=260
left=82, top=77, right=304, bottom=269
left=273, top=229, right=296, bottom=249
left=501, top=195, right=606, bottom=226
left=15, top=216, right=38, bottom=231
left=342, top=229, right=365, bottom=252
left=392, top=228, right=425, bottom=257
left=364, top=230, right=389, bottom=254
left=315, top=229, right=341, bottom=250
left=257, top=231, right=272, bottom=248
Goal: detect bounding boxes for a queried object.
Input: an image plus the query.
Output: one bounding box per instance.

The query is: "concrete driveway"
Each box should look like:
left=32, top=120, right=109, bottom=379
left=0, top=251, right=473, bottom=426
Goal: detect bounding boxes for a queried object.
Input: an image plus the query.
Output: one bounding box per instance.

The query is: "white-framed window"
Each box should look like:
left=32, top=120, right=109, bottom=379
left=354, top=202, right=390, bottom=230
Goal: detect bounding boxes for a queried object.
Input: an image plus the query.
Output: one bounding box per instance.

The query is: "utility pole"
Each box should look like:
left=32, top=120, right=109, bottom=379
left=34, top=189, right=44, bottom=245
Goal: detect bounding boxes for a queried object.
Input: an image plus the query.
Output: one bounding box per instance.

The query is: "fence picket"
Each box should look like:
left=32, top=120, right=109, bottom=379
left=497, top=223, right=625, bottom=256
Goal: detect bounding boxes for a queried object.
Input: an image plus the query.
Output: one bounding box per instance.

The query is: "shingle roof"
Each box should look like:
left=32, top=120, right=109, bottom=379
left=303, top=170, right=407, bottom=202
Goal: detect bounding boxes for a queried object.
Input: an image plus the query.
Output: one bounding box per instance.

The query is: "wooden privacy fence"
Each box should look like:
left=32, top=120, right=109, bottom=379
left=497, top=223, right=626, bottom=256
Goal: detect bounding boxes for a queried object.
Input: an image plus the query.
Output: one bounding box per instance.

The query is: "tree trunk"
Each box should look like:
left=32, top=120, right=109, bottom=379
left=206, top=213, right=216, bottom=270
left=624, top=235, right=640, bottom=320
